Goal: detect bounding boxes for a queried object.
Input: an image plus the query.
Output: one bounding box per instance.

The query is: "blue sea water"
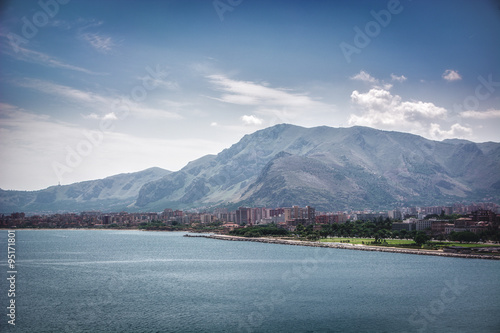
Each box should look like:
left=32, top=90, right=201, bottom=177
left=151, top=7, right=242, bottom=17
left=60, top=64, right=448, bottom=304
left=0, top=230, right=499, bottom=333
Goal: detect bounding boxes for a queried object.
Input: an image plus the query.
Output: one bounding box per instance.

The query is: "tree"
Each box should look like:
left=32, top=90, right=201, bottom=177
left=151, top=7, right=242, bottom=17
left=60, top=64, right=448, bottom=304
left=399, top=229, right=407, bottom=239
left=414, top=231, right=430, bottom=246
left=244, top=230, right=262, bottom=237
left=296, top=224, right=305, bottom=237
left=451, top=231, right=480, bottom=243
left=307, top=231, right=320, bottom=241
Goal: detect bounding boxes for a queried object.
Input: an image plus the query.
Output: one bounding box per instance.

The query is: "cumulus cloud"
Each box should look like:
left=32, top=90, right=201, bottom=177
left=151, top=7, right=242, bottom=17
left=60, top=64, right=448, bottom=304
left=442, top=69, right=462, bottom=82
left=348, top=87, right=471, bottom=140
left=460, top=109, right=500, bottom=119
left=241, top=115, right=263, bottom=125
left=350, top=70, right=379, bottom=84
left=429, top=123, right=472, bottom=139
left=390, top=74, right=407, bottom=82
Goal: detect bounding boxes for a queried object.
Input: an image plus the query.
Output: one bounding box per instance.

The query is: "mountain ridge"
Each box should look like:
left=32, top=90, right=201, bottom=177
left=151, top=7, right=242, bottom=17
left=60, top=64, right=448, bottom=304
left=0, top=167, right=171, bottom=213
left=1, top=124, right=499, bottom=214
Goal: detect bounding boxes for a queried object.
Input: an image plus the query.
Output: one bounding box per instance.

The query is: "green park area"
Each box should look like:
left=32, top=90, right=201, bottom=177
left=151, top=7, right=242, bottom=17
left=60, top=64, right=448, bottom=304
left=228, top=223, right=500, bottom=251
left=320, top=237, right=500, bottom=250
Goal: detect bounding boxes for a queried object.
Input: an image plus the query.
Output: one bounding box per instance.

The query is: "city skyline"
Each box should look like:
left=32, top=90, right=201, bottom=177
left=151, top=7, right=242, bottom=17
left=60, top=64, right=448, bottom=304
left=1, top=0, right=499, bottom=191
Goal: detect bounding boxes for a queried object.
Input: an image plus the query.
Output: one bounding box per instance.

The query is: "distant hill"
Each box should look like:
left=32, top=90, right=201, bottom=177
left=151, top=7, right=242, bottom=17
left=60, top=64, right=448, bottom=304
left=1, top=124, right=499, bottom=214
left=0, top=167, right=171, bottom=214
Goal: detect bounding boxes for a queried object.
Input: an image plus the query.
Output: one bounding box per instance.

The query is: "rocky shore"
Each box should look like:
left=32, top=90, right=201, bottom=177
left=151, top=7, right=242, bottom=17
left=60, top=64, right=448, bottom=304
left=184, top=234, right=500, bottom=260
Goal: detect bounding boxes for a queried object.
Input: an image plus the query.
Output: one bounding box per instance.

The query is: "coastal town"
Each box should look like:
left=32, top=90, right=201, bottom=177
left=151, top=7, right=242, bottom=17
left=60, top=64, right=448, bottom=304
left=2, top=202, right=499, bottom=241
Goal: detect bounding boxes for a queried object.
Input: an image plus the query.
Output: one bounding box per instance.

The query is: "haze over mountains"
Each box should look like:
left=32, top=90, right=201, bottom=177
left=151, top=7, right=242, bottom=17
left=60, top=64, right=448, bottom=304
left=2, top=124, right=499, bottom=214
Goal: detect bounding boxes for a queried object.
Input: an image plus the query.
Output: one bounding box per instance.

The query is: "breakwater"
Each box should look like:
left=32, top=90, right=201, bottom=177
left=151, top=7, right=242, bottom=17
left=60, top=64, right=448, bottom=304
left=184, top=234, right=500, bottom=260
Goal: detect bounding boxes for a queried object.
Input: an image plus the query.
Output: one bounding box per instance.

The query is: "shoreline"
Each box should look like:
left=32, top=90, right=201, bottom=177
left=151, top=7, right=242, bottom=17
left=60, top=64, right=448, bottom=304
left=187, top=234, right=500, bottom=260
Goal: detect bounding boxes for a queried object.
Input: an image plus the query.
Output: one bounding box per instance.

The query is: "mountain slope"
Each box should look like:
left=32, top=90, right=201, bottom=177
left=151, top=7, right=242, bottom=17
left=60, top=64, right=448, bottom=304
left=133, top=125, right=500, bottom=211
left=0, top=167, right=171, bottom=213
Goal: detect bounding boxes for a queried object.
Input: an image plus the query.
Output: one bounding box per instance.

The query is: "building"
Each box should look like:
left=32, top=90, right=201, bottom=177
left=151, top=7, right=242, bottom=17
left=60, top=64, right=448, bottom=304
left=388, top=210, right=402, bottom=220
left=415, top=219, right=433, bottom=231
left=315, top=215, right=336, bottom=224
left=392, top=222, right=415, bottom=231
left=236, top=207, right=250, bottom=225
left=431, top=221, right=453, bottom=234
left=103, top=215, right=111, bottom=225
left=315, top=213, right=348, bottom=225
left=354, top=212, right=388, bottom=222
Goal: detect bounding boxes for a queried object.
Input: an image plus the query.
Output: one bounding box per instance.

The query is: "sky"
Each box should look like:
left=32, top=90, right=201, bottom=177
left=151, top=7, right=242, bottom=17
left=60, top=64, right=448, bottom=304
left=0, top=0, right=499, bottom=191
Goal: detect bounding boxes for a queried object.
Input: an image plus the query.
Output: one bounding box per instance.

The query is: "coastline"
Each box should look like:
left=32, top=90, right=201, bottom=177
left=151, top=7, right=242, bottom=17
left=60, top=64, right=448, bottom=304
left=187, top=234, right=500, bottom=260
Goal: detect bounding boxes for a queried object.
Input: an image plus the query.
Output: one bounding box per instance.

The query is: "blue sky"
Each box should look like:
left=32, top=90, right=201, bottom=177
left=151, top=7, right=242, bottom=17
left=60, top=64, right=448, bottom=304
left=1, top=0, right=499, bottom=190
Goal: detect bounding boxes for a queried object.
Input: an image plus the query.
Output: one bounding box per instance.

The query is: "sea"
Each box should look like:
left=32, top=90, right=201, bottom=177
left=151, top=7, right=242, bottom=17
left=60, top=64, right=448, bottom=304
left=1, top=230, right=499, bottom=333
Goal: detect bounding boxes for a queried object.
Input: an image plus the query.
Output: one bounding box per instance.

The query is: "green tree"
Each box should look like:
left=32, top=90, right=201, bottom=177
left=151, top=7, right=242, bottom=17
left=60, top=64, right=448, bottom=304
left=296, top=224, right=305, bottom=237
left=307, top=231, right=320, bottom=241
left=399, top=229, right=407, bottom=239
left=451, top=231, right=480, bottom=243
left=414, top=231, right=430, bottom=246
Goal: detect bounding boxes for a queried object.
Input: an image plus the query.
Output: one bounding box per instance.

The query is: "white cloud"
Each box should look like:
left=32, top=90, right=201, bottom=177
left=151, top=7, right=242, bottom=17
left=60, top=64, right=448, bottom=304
left=83, top=113, right=100, bottom=120
left=0, top=42, right=104, bottom=75
left=429, top=123, right=473, bottom=140
left=81, top=32, right=114, bottom=53
left=83, top=112, right=118, bottom=120
left=398, top=100, right=447, bottom=121
left=241, top=115, right=263, bottom=125
left=442, top=69, right=462, bottom=82
left=16, top=78, right=182, bottom=120
left=207, top=74, right=334, bottom=125
left=460, top=109, right=500, bottom=119
left=348, top=87, right=471, bottom=140
left=208, top=74, right=319, bottom=107
left=0, top=103, right=215, bottom=190
left=350, top=70, right=379, bottom=84
left=390, top=74, right=407, bottom=82
left=350, top=71, right=393, bottom=90
left=17, top=78, right=110, bottom=104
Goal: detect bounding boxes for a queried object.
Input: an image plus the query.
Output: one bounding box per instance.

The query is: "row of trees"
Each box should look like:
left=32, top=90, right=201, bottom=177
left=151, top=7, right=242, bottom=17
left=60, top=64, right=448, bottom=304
left=316, top=220, right=399, bottom=240
left=230, top=221, right=490, bottom=246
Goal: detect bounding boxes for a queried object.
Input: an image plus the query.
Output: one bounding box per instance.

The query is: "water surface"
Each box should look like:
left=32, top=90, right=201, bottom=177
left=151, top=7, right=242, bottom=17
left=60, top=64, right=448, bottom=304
left=1, top=230, right=498, bottom=332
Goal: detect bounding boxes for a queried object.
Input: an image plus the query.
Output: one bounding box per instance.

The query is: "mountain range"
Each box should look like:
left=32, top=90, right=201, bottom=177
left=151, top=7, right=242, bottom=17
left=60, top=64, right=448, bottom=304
left=2, top=124, right=499, bottom=214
